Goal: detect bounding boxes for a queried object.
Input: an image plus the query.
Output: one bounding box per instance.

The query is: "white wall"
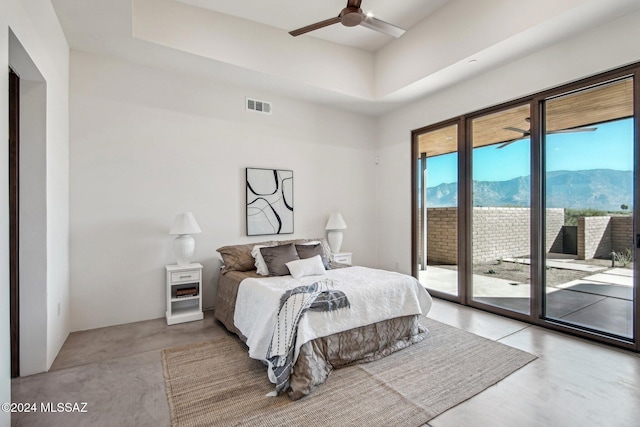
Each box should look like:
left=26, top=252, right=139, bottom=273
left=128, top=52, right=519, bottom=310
left=0, top=0, right=69, bottom=421
left=376, top=10, right=640, bottom=274
left=0, top=19, right=9, bottom=427
left=69, top=51, right=378, bottom=331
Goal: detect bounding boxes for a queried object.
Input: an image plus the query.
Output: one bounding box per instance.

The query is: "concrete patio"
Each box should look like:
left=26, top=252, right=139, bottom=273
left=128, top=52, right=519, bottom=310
left=419, top=262, right=633, bottom=338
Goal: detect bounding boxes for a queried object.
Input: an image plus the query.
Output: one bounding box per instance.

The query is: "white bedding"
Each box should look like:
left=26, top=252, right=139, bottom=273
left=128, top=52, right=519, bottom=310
left=233, top=266, right=433, bottom=383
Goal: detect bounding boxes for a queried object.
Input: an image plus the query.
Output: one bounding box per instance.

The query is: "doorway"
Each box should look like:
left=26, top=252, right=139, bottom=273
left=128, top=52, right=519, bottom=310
left=9, top=68, right=20, bottom=378
left=9, top=29, right=50, bottom=376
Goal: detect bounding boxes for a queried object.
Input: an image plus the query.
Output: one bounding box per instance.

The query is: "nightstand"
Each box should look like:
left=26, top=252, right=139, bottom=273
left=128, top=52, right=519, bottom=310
left=331, top=252, right=352, bottom=265
left=165, top=263, right=203, bottom=325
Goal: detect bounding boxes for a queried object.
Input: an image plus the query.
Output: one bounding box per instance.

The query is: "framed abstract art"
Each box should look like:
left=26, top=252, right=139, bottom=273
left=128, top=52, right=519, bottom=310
left=246, top=168, right=294, bottom=236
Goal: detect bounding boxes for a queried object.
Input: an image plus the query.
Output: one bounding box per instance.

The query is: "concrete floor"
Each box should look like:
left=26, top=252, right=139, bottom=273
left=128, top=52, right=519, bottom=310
left=11, top=300, right=640, bottom=427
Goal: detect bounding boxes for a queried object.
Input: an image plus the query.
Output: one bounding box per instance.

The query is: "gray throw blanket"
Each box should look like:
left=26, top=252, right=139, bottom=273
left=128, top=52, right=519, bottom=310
left=266, top=279, right=350, bottom=395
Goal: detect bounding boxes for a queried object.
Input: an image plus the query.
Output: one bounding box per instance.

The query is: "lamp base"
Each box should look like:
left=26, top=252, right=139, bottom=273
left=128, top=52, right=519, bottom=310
left=173, top=234, right=195, bottom=266
left=327, top=230, right=343, bottom=254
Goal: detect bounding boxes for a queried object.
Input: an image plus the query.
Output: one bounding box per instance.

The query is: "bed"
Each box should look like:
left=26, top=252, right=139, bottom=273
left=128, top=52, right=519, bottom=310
left=213, top=238, right=432, bottom=400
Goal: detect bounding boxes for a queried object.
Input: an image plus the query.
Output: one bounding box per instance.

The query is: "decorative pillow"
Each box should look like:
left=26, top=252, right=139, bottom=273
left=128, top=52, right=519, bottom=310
left=285, top=238, right=332, bottom=268
left=217, top=241, right=274, bottom=273
left=286, top=255, right=326, bottom=279
left=295, top=243, right=330, bottom=269
left=260, top=243, right=300, bottom=276
left=251, top=244, right=274, bottom=276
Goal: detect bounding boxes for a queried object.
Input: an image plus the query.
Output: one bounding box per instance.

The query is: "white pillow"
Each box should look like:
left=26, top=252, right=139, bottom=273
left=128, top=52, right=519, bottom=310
left=286, top=255, right=327, bottom=279
left=251, top=244, right=273, bottom=276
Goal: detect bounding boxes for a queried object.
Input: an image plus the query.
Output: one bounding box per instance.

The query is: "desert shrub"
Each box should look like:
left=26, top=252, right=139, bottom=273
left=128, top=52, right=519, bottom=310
left=613, top=248, right=633, bottom=268
left=564, top=208, right=608, bottom=226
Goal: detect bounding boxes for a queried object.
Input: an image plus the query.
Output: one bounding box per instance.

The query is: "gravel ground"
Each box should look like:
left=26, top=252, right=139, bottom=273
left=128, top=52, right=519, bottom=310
left=437, top=257, right=632, bottom=287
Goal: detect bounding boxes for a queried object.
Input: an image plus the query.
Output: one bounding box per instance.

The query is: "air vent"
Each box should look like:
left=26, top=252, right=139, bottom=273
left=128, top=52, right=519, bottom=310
left=246, top=97, right=272, bottom=114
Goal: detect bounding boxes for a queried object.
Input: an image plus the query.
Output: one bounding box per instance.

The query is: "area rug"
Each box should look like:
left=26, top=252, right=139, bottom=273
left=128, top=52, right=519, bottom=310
left=162, top=318, right=536, bottom=427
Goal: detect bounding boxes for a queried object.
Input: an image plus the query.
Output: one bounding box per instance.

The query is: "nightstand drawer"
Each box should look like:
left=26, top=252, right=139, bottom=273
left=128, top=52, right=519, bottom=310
left=332, top=253, right=352, bottom=265
left=171, top=270, right=200, bottom=283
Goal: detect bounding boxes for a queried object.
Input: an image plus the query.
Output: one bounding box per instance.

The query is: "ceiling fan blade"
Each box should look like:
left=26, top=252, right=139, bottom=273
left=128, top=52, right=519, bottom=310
left=496, top=138, right=521, bottom=149
left=504, top=126, right=529, bottom=134
left=548, top=127, right=598, bottom=134
left=289, top=16, right=341, bottom=37
left=360, top=15, right=405, bottom=38
left=347, top=0, right=363, bottom=8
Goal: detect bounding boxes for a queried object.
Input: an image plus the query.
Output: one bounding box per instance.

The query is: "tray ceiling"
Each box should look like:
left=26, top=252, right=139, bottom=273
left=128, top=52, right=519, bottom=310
left=51, top=0, right=640, bottom=115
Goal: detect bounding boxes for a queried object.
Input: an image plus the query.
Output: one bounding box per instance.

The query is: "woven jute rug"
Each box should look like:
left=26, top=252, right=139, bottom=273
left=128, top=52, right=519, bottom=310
left=162, top=318, right=536, bottom=427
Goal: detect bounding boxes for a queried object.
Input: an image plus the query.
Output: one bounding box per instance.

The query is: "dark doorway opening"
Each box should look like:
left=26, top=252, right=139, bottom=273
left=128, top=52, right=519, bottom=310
left=562, top=225, right=578, bottom=255
left=9, top=67, right=20, bottom=378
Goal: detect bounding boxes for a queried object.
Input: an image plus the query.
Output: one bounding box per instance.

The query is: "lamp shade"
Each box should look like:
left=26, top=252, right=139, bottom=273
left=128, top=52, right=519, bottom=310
left=325, top=213, right=347, bottom=230
left=169, top=212, right=202, bottom=235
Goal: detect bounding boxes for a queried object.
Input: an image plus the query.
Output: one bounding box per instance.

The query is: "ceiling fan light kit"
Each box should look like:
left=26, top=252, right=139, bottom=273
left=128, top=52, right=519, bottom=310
left=289, top=0, right=406, bottom=38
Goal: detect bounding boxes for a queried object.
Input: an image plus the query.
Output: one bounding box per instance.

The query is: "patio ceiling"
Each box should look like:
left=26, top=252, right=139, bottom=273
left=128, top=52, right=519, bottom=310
left=418, top=77, right=633, bottom=157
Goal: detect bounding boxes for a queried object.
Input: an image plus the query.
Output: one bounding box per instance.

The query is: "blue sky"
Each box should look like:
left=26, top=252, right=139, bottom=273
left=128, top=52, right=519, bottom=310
left=426, top=118, right=634, bottom=187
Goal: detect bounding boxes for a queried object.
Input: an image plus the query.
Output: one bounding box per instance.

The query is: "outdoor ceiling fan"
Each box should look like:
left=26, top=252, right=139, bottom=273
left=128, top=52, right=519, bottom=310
left=289, top=0, right=406, bottom=38
left=496, top=118, right=597, bottom=149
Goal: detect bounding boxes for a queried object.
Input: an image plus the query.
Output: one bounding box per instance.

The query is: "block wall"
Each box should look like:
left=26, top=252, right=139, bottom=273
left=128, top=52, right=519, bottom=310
left=611, top=216, right=633, bottom=254
left=425, top=207, right=565, bottom=264
left=578, top=216, right=612, bottom=260
left=577, top=215, right=633, bottom=260
left=425, top=207, right=458, bottom=264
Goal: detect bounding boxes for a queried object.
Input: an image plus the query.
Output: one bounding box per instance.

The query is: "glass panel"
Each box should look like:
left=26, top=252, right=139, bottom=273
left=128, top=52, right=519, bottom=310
left=416, top=124, right=459, bottom=296
left=471, top=104, right=531, bottom=314
left=544, top=78, right=634, bottom=339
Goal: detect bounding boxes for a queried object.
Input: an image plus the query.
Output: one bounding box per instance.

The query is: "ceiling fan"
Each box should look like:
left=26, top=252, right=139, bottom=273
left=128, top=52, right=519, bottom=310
left=289, top=0, right=405, bottom=38
left=496, top=118, right=597, bottom=149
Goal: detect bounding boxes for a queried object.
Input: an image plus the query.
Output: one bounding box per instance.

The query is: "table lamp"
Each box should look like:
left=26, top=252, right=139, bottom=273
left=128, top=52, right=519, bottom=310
left=325, top=213, right=347, bottom=253
left=169, top=212, right=201, bottom=266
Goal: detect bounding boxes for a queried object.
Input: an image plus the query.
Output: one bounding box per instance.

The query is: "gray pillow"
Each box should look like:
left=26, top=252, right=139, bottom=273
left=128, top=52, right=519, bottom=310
left=295, top=243, right=330, bottom=269
left=260, top=243, right=300, bottom=276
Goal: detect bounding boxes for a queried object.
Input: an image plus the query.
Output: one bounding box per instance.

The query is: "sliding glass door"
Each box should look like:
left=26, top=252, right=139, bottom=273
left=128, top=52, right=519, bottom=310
left=470, top=104, right=532, bottom=315
left=412, top=63, right=640, bottom=351
left=415, top=123, right=459, bottom=297
left=543, top=77, right=635, bottom=339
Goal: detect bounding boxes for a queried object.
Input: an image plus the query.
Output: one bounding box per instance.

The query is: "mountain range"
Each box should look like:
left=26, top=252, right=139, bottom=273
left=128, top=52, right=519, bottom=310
left=426, top=169, right=632, bottom=211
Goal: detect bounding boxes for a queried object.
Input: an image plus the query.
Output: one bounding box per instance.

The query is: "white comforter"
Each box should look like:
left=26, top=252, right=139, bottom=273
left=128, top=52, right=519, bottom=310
left=234, top=266, right=432, bottom=383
